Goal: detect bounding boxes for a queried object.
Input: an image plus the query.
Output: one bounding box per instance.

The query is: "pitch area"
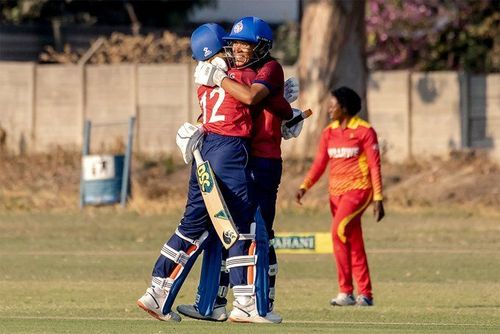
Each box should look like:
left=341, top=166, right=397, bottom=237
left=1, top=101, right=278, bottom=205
left=0, top=208, right=498, bottom=333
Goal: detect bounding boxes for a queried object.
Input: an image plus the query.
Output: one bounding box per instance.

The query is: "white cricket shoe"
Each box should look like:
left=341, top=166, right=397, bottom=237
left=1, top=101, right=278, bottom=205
left=356, top=294, right=374, bottom=306
left=228, top=297, right=282, bottom=324
left=330, top=293, right=356, bottom=306
left=176, top=303, right=228, bottom=322
left=136, top=287, right=181, bottom=322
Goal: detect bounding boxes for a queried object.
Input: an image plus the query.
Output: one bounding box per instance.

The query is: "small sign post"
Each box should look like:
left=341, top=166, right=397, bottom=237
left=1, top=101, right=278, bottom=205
left=80, top=117, right=135, bottom=208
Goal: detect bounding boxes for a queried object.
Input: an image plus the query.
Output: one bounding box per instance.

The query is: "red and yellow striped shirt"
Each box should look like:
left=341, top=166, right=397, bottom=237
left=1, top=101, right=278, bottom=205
left=300, top=116, right=383, bottom=200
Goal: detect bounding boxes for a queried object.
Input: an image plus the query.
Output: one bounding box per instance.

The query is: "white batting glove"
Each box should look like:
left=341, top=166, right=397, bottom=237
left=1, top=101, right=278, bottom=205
left=284, top=77, right=299, bottom=104
left=210, top=56, right=228, bottom=72
left=194, top=62, right=215, bottom=86
left=194, top=62, right=204, bottom=81
left=281, top=108, right=304, bottom=140
left=194, top=61, right=228, bottom=87
left=211, top=57, right=228, bottom=86
left=176, top=122, right=204, bottom=164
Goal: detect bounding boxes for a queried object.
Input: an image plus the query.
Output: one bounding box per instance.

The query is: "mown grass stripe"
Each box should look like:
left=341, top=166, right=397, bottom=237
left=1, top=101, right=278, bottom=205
left=0, top=248, right=497, bottom=256
left=0, top=316, right=497, bottom=327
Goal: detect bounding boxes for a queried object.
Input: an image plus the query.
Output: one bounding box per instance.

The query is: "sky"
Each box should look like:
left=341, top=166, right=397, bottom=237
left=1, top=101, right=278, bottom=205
left=189, top=0, right=299, bottom=24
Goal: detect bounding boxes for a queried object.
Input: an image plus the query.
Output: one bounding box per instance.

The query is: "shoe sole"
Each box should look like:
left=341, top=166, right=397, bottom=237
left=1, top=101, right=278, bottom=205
left=331, top=303, right=356, bottom=306
left=137, top=300, right=166, bottom=321
left=330, top=301, right=356, bottom=306
left=228, top=315, right=278, bottom=324
left=177, top=306, right=227, bottom=322
left=137, top=300, right=182, bottom=322
left=356, top=298, right=374, bottom=306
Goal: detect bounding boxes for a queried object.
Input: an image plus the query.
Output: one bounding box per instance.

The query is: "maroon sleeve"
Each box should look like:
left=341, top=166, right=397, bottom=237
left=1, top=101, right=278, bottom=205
left=254, top=60, right=284, bottom=95
left=253, top=60, right=292, bottom=120
left=262, top=94, right=293, bottom=120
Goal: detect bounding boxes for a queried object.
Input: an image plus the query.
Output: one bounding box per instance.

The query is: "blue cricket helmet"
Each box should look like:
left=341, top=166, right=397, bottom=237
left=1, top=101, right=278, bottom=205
left=190, top=23, right=227, bottom=61
left=223, top=16, right=273, bottom=46
left=223, top=16, right=273, bottom=68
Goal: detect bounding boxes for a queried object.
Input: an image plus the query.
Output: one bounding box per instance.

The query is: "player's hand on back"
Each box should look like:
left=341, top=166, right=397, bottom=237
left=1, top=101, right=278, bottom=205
left=194, top=60, right=228, bottom=87
left=284, top=77, right=299, bottom=104
left=210, top=56, right=228, bottom=72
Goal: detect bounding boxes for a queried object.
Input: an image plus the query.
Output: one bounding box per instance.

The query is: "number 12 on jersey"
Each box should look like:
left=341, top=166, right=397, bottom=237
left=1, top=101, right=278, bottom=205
left=199, top=87, right=225, bottom=124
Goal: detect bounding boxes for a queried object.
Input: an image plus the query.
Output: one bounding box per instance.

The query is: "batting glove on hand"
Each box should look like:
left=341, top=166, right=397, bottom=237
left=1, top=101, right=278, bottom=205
left=210, top=56, right=228, bottom=72
left=210, top=57, right=228, bottom=86
left=281, top=108, right=304, bottom=140
left=194, top=62, right=204, bottom=82
left=284, top=77, right=299, bottom=104
left=194, top=62, right=215, bottom=86
left=194, top=61, right=228, bottom=87
left=176, top=122, right=205, bottom=164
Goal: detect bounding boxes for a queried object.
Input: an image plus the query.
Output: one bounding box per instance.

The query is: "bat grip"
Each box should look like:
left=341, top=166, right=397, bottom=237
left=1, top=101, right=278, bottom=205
left=193, top=149, right=203, bottom=165
left=284, top=109, right=312, bottom=128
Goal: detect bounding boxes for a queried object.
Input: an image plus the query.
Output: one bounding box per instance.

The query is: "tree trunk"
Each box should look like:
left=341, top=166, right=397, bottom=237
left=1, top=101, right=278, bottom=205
left=293, top=0, right=366, bottom=158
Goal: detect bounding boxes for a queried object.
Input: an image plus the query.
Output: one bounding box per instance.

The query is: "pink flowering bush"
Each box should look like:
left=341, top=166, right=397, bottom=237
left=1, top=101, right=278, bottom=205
left=366, top=0, right=499, bottom=72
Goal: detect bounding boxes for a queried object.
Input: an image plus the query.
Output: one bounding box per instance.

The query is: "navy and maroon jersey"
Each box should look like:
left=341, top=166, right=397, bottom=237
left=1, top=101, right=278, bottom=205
left=198, top=67, right=256, bottom=138
left=251, top=60, right=293, bottom=159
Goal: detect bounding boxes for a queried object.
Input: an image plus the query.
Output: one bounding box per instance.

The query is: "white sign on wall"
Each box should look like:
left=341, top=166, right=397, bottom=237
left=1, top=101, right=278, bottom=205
left=82, top=155, right=115, bottom=181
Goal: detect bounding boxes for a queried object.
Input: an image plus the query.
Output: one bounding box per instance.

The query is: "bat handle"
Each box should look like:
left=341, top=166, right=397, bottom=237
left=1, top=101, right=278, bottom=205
left=284, top=109, right=313, bottom=128
left=193, top=149, right=203, bottom=165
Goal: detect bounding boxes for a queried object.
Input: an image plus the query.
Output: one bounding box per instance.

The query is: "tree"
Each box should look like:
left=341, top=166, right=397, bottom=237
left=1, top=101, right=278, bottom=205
left=294, top=0, right=366, bottom=158
left=366, top=0, right=499, bottom=72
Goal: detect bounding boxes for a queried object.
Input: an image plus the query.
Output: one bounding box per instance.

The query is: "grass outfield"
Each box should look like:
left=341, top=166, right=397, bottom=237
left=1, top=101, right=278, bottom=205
left=0, top=208, right=499, bottom=333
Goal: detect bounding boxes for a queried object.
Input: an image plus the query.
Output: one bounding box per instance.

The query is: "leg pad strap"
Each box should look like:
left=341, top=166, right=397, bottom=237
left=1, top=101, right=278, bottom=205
left=152, top=276, right=174, bottom=291
left=226, top=255, right=257, bottom=269
left=161, top=246, right=190, bottom=266
left=233, top=284, right=255, bottom=297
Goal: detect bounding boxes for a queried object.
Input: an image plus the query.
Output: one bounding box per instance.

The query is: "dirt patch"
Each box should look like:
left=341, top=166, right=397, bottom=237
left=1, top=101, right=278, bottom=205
left=1, top=150, right=499, bottom=213
left=380, top=150, right=500, bottom=209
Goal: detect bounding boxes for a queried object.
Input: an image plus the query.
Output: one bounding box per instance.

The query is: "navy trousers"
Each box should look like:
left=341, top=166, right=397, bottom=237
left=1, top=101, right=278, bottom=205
left=153, top=133, right=255, bottom=285
left=249, top=157, right=282, bottom=240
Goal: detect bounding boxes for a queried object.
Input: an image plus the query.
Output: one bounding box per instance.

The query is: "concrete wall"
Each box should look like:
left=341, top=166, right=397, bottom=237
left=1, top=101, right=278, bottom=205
left=35, top=65, right=83, bottom=152
left=85, top=65, right=136, bottom=153
left=0, top=62, right=34, bottom=154
left=137, top=64, right=194, bottom=154
left=410, top=72, right=462, bottom=156
left=481, top=74, right=500, bottom=161
left=367, top=71, right=411, bottom=162
left=0, top=62, right=499, bottom=163
left=368, top=71, right=500, bottom=163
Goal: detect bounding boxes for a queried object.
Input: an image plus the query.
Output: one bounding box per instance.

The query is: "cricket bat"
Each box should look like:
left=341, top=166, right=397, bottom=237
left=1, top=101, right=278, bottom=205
left=284, top=108, right=313, bottom=128
left=193, top=148, right=239, bottom=249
